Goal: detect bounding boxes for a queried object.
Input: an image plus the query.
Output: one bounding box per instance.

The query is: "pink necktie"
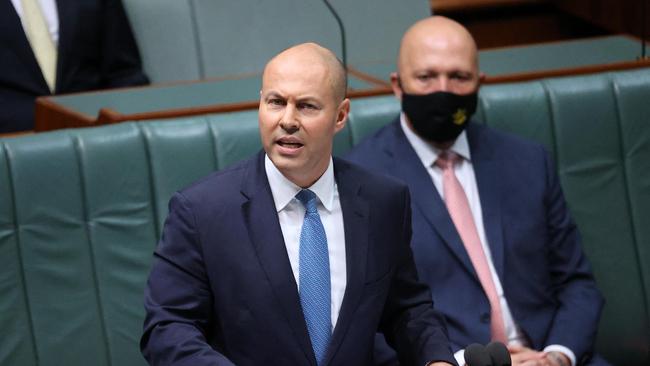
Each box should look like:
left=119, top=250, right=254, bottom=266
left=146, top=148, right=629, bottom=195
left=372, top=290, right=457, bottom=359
left=436, top=151, right=507, bottom=343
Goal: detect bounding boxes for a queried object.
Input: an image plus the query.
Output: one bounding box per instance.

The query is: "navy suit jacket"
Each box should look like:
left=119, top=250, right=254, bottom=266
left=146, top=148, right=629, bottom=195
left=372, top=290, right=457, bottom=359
left=346, top=119, right=604, bottom=363
left=141, top=152, right=456, bottom=366
left=0, top=0, right=148, bottom=132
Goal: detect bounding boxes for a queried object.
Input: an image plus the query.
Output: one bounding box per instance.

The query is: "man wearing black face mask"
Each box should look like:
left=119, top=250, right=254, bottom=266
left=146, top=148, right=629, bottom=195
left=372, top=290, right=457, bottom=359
left=346, top=16, right=609, bottom=366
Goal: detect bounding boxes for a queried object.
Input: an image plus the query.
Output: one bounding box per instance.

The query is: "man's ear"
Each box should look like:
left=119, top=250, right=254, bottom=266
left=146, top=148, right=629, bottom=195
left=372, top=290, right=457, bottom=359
left=390, top=72, right=403, bottom=100
left=334, top=98, right=350, bottom=134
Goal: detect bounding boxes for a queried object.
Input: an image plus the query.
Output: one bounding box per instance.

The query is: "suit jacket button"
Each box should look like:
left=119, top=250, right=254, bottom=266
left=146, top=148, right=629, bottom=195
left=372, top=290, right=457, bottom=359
left=480, top=312, right=490, bottom=323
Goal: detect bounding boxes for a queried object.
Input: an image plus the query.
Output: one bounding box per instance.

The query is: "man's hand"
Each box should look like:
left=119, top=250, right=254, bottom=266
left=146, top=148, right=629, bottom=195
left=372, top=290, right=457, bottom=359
left=546, top=351, right=570, bottom=366
left=508, top=344, right=548, bottom=366
left=506, top=345, right=572, bottom=366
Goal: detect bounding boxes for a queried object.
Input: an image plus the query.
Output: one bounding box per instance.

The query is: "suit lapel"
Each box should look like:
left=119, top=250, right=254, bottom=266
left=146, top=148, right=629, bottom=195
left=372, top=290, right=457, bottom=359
left=0, top=1, right=48, bottom=91
left=322, top=158, right=370, bottom=365
left=468, top=125, right=506, bottom=279
left=386, top=121, right=478, bottom=277
left=240, top=152, right=316, bottom=366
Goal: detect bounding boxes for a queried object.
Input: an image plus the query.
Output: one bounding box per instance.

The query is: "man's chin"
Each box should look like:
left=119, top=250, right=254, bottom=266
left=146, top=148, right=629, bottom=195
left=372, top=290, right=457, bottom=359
left=269, top=154, right=300, bottom=174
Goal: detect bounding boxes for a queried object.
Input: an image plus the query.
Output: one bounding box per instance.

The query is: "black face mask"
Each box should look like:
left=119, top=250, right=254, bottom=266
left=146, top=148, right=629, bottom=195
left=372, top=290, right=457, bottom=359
left=401, top=90, right=478, bottom=143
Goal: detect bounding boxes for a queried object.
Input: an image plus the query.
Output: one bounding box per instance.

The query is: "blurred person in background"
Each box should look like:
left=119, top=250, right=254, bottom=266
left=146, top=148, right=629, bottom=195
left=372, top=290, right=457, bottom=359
left=1, top=0, right=148, bottom=133
left=347, top=16, right=609, bottom=366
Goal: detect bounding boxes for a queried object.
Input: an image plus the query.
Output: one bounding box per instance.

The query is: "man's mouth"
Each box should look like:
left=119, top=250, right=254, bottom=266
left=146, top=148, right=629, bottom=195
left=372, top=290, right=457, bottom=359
left=277, top=141, right=303, bottom=148
left=276, top=137, right=304, bottom=149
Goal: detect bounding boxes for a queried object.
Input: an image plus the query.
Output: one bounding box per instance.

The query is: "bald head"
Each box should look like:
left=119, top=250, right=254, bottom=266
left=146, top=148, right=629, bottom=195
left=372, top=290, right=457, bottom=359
left=399, top=16, right=478, bottom=74
left=263, top=43, right=347, bottom=103
left=392, top=16, right=480, bottom=97
left=258, top=42, right=351, bottom=188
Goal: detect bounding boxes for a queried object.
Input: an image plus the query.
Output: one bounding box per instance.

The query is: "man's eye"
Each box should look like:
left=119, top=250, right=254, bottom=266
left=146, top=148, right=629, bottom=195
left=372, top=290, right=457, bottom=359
left=416, top=74, right=431, bottom=81
left=298, top=103, right=318, bottom=110
left=268, top=98, right=285, bottom=106
left=451, top=73, right=471, bottom=81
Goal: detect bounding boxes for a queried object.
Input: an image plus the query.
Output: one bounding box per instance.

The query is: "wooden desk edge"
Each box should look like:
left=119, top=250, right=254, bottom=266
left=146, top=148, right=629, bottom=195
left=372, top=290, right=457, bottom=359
left=29, top=60, right=650, bottom=134
left=34, top=97, right=95, bottom=131
left=483, top=58, right=650, bottom=84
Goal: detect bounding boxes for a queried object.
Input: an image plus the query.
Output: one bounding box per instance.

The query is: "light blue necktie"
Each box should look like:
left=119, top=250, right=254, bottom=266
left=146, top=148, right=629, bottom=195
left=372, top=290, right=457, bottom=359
left=296, top=189, right=331, bottom=365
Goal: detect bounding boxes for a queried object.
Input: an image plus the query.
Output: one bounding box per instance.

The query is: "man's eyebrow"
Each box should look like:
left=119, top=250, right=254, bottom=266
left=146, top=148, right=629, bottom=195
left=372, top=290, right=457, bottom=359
left=296, top=96, right=321, bottom=104
left=263, top=91, right=284, bottom=99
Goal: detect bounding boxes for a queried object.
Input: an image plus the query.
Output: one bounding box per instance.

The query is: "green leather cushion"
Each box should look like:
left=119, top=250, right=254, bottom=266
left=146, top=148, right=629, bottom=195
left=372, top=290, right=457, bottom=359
left=192, top=0, right=342, bottom=78
left=122, top=0, right=201, bottom=83
left=2, top=131, right=152, bottom=366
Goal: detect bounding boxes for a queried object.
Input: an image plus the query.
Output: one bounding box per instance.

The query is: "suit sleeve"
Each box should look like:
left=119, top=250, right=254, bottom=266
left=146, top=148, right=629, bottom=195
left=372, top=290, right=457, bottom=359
left=101, top=0, right=149, bottom=87
left=141, top=193, right=235, bottom=366
left=540, top=147, right=604, bottom=361
left=378, top=187, right=457, bottom=366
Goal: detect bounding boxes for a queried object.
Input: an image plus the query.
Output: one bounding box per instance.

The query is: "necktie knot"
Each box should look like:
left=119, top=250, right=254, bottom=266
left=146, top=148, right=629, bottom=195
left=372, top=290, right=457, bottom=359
left=296, top=189, right=318, bottom=213
left=435, top=150, right=461, bottom=170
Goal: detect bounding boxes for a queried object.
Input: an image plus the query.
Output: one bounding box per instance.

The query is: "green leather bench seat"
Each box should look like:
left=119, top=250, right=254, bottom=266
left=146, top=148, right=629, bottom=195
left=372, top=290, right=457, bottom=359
left=123, top=0, right=339, bottom=83
left=122, top=0, right=430, bottom=84
left=324, top=0, right=430, bottom=68
left=479, top=35, right=647, bottom=76
left=479, top=70, right=650, bottom=365
left=1, top=68, right=649, bottom=365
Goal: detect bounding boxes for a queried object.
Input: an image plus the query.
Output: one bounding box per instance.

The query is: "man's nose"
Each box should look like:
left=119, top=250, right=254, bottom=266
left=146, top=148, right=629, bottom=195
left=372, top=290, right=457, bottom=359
left=280, top=104, right=299, bottom=133
left=436, top=77, right=449, bottom=92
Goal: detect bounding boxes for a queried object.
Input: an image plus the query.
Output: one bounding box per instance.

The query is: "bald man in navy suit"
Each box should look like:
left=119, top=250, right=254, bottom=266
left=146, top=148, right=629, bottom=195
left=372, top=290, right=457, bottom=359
left=141, top=43, right=457, bottom=366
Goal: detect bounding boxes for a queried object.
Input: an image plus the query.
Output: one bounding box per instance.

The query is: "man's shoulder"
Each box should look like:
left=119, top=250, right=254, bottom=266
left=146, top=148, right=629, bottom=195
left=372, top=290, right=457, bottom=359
left=469, top=122, right=550, bottom=162
left=472, top=122, right=545, bottom=150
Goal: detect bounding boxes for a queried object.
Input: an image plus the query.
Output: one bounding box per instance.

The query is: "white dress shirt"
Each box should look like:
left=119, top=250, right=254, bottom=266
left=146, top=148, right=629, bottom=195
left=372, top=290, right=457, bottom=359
left=400, top=114, right=575, bottom=366
left=11, top=0, right=60, bottom=45
left=265, top=155, right=347, bottom=330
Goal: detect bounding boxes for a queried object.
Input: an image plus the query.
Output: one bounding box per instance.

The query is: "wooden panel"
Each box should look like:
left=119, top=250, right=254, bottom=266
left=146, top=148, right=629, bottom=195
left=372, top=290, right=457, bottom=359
left=432, top=0, right=544, bottom=12
left=433, top=0, right=609, bottom=49
left=552, top=0, right=650, bottom=39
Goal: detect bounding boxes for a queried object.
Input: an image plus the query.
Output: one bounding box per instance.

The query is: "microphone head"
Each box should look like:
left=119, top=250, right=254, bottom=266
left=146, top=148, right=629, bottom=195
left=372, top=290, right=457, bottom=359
left=486, top=341, right=511, bottom=366
left=465, top=343, right=492, bottom=366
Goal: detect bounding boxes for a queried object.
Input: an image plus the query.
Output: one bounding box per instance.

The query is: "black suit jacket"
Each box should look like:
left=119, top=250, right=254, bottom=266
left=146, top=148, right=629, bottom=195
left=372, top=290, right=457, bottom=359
left=141, top=152, right=456, bottom=366
left=0, top=0, right=148, bottom=132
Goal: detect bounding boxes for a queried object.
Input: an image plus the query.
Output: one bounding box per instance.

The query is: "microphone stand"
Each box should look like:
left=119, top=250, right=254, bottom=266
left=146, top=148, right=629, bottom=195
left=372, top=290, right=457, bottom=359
left=641, top=0, right=648, bottom=59
left=322, top=0, right=347, bottom=70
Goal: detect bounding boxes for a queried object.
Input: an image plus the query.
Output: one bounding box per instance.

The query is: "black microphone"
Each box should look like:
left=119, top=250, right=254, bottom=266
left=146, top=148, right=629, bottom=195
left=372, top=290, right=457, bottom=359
left=465, top=343, right=492, bottom=366
left=485, top=342, right=511, bottom=366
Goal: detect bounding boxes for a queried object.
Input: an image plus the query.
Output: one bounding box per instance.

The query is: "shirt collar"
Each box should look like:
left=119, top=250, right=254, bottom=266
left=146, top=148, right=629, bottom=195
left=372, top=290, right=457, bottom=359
left=399, top=112, right=471, bottom=167
left=264, top=154, right=335, bottom=213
